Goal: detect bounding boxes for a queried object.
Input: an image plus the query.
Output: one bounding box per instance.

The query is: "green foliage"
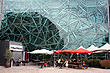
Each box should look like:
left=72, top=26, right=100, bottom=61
left=88, top=59, right=94, bottom=67
left=84, top=59, right=110, bottom=68
left=100, top=60, right=110, bottom=69
left=4, top=49, right=12, bottom=61
left=82, top=58, right=89, bottom=64
left=88, top=59, right=101, bottom=68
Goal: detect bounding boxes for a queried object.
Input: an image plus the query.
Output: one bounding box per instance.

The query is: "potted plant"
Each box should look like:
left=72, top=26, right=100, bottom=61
left=4, top=48, right=12, bottom=68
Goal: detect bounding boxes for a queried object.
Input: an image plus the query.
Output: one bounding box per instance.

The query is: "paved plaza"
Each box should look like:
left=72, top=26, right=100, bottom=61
left=0, top=65, right=110, bottom=73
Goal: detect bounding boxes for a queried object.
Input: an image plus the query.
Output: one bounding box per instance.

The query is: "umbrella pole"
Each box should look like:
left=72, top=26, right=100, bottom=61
left=81, top=54, right=82, bottom=62
left=96, top=54, right=98, bottom=59
left=107, top=51, right=109, bottom=60
left=81, top=54, right=82, bottom=68
left=105, top=53, right=106, bottom=60
left=108, top=52, right=109, bottom=60
left=67, top=54, right=69, bottom=59
left=22, top=51, right=23, bottom=61
left=37, top=55, right=38, bottom=60
left=54, top=53, right=55, bottom=68
left=28, top=53, right=29, bottom=62
left=92, top=53, right=93, bottom=59
left=77, top=54, right=78, bottom=59
left=43, top=54, right=44, bottom=62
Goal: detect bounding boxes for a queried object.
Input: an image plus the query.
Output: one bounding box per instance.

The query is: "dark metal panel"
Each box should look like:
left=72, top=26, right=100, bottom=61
left=0, top=41, right=9, bottom=65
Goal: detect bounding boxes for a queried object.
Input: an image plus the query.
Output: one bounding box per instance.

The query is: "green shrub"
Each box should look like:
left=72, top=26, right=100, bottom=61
left=4, top=48, right=12, bottom=61
left=100, top=60, right=110, bottom=69
left=88, top=59, right=94, bottom=67
left=88, top=59, right=101, bottom=67
left=93, top=59, right=101, bottom=67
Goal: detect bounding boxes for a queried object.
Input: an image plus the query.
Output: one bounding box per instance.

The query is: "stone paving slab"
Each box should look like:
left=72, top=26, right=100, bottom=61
left=0, top=66, right=110, bottom=73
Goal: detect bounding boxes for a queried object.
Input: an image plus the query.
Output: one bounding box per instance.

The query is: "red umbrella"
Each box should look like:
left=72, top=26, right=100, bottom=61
left=73, top=46, right=92, bottom=54
left=62, top=49, right=74, bottom=53
left=56, top=49, right=74, bottom=55
left=61, top=49, right=75, bottom=55
left=73, top=46, right=92, bottom=63
left=56, top=50, right=62, bottom=54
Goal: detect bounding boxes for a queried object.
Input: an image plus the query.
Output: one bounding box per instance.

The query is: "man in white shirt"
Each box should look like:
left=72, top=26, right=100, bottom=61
left=58, top=58, right=62, bottom=69
left=58, top=58, right=61, bottom=63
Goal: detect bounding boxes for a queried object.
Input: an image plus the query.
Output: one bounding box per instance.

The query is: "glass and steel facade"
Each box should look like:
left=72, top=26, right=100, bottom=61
left=0, top=0, right=109, bottom=51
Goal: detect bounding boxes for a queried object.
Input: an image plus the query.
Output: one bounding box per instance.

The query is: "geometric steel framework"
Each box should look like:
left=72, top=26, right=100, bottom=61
left=0, top=0, right=109, bottom=51
left=0, top=12, right=64, bottom=52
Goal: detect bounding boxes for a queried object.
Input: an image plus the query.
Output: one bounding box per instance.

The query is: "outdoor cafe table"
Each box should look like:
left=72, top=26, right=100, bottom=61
left=39, top=61, right=45, bottom=68
left=32, top=59, right=40, bottom=65
left=39, top=62, right=44, bottom=64
left=22, top=60, right=29, bottom=66
left=73, top=62, right=83, bottom=69
left=69, top=62, right=83, bottom=69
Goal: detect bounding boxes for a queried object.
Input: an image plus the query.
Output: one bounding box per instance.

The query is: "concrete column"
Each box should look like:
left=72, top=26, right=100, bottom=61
left=0, top=0, right=4, bottom=29
left=108, top=0, right=110, bottom=44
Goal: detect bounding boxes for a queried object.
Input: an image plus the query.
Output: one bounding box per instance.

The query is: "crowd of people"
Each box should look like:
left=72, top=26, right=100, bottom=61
left=10, top=57, right=22, bottom=67
left=10, top=57, right=86, bottom=69
left=57, top=58, right=86, bottom=69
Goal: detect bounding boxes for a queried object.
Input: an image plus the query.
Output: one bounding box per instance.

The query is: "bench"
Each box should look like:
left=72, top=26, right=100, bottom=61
left=68, top=64, right=78, bottom=69
left=22, top=61, right=29, bottom=66
left=74, top=65, right=79, bottom=69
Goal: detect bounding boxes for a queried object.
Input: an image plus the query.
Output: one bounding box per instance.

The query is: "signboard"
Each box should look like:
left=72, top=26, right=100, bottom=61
left=10, top=45, right=23, bottom=51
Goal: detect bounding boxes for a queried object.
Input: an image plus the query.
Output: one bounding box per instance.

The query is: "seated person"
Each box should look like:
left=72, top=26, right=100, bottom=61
left=41, top=61, right=48, bottom=68
left=17, top=57, right=22, bottom=66
left=83, top=61, right=86, bottom=69
left=44, top=61, right=48, bottom=67
left=77, top=59, right=81, bottom=62
left=11, top=57, right=18, bottom=66
left=73, top=58, right=77, bottom=62
left=68, top=59, right=71, bottom=62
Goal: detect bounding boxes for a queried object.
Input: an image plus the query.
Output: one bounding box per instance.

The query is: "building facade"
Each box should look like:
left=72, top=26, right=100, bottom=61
left=0, top=0, right=109, bottom=51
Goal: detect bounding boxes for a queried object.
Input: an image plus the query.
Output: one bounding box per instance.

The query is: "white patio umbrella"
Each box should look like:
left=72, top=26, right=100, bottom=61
left=27, top=49, right=40, bottom=54
left=99, top=43, right=110, bottom=60
left=40, top=49, right=49, bottom=54
left=89, top=43, right=110, bottom=59
left=100, top=43, right=110, bottom=51
left=28, top=49, right=54, bottom=61
left=27, top=49, right=40, bottom=60
left=28, top=49, right=53, bottom=54
left=92, top=43, right=110, bottom=53
left=87, top=45, right=103, bottom=59
left=87, top=45, right=99, bottom=52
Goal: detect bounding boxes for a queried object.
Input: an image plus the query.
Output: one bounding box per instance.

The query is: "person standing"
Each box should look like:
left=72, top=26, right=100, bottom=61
left=61, top=58, right=65, bottom=67
left=10, top=57, right=17, bottom=67
left=58, top=58, right=61, bottom=63
left=58, top=58, right=61, bottom=68
left=64, top=59, right=68, bottom=69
